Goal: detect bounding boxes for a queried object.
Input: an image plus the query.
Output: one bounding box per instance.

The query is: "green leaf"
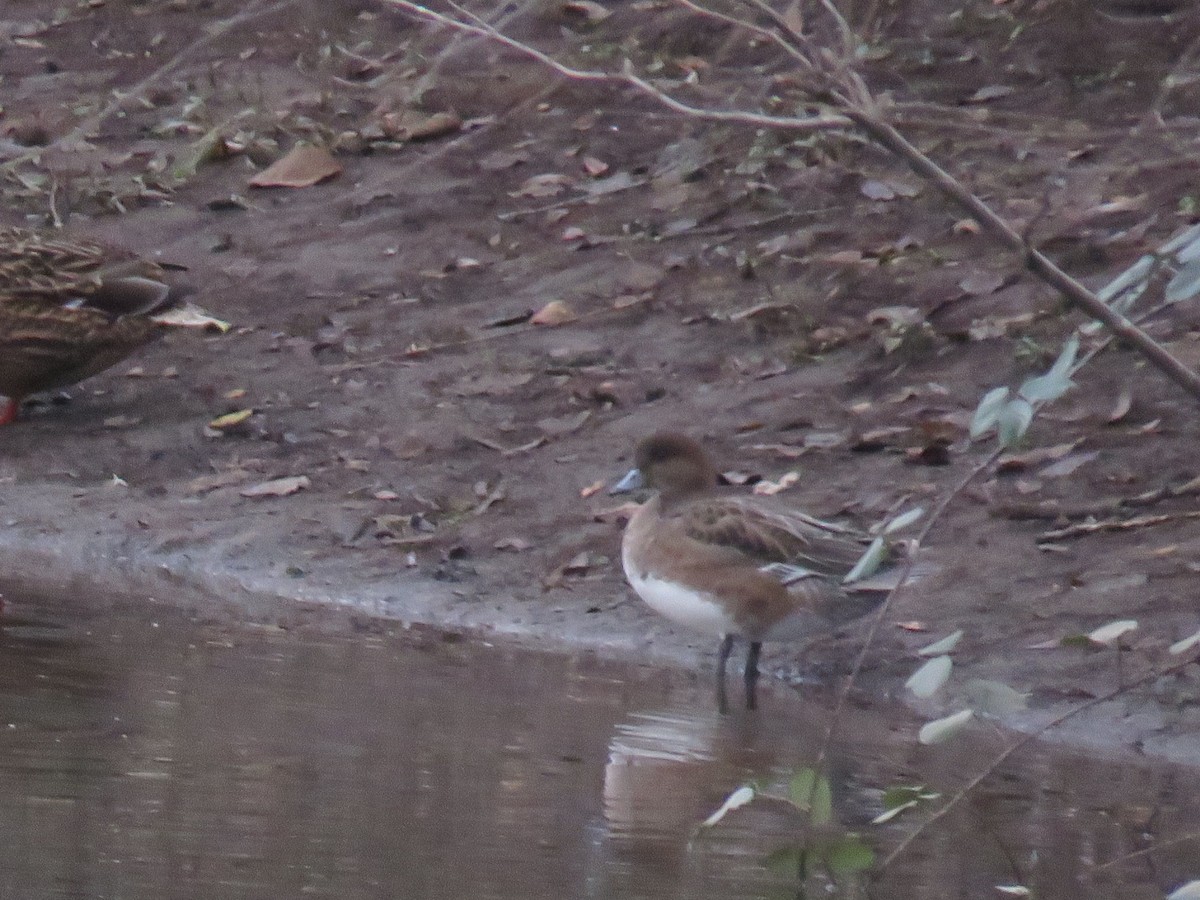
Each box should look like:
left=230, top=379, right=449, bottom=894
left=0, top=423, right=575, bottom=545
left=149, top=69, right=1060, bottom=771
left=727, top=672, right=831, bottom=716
left=918, top=709, right=974, bottom=745
left=810, top=775, right=833, bottom=826
left=963, top=678, right=1028, bottom=716
left=701, top=784, right=755, bottom=827
left=1060, top=633, right=1094, bottom=648
left=789, top=769, right=816, bottom=809
left=1018, top=334, right=1080, bottom=404
left=873, top=785, right=938, bottom=824
left=763, top=845, right=804, bottom=877
left=826, top=835, right=875, bottom=876
left=996, top=398, right=1034, bottom=447
left=1097, top=253, right=1154, bottom=302
left=1169, top=627, right=1200, bottom=655
left=883, top=506, right=924, bottom=534
left=1018, top=371, right=1074, bottom=403
left=906, top=655, right=952, bottom=698
left=918, top=629, right=963, bottom=656
left=1162, top=222, right=1200, bottom=257
left=843, top=536, right=886, bottom=584
left=1168, top=880, right=1200, bottom=900
left=1088, top=619, right=1138, bottom=646
left=1167, top=258, right=1200, bottom=303
left=1047, top=333, right=1080, bottom=381
left=871, top=799, right=917, bottom=824
left=970, top=386, right=1010, bottom=438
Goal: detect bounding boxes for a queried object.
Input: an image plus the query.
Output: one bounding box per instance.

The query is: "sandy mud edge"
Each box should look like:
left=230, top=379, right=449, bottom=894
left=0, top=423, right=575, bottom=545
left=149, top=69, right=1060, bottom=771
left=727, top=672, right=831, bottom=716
left=1, top=501, right=1194, bottom=770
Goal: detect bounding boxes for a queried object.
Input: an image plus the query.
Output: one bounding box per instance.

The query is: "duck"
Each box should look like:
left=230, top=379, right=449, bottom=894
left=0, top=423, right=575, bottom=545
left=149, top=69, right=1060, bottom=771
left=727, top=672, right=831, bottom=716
left=0, top=225, right=221, bottom=424
left=610, top=432, right=893, bottom=711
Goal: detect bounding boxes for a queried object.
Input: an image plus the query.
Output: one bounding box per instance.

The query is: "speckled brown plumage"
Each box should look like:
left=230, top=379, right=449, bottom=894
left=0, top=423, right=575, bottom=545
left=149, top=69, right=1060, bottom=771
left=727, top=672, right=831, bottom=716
left=0, top=226, right=185, bottom=424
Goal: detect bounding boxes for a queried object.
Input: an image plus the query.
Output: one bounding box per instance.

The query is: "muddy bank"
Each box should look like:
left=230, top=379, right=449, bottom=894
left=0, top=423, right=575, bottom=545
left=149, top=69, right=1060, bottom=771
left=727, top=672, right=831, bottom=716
left=3, top=0, right=1200, bottom=764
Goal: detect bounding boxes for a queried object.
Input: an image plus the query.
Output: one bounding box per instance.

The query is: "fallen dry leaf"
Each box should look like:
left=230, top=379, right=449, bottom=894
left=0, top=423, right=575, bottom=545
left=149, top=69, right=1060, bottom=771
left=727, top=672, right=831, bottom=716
left=1107, top=387, right=1133, bottom=424
left=531, top=300, right=576, bottom=326
left=379, top=109, right=461, bottom=141
left=188, top=469, right=251, bottom=495
left=966, top=84, right=1016, bottom=103
left=580, top=479, right=606, bottom=498
left=562, top=0, right=611, bottom=22
left=494, top=536, right=532, bottom=552
left=240, top=475, right=311, bottom=498
left=249, top=145, right=341, bottom=189
left=582, top=155, right=609, bottom=176
left=208, top=408, right=254, bottom=430
left=511, top=173, right=574, bottom=198
left=753, top=471, right=800, bottom=495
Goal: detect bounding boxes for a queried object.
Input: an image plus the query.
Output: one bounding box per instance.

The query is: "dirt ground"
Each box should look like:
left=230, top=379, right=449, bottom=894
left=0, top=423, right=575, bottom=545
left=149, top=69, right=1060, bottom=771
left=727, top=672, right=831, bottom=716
left=3, top=0, right=1200, bottom=760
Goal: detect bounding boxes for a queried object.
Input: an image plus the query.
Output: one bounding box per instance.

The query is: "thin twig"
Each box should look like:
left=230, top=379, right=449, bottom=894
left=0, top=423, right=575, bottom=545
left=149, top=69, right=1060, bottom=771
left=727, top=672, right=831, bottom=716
left=815, top=448, right=1001, bottom=768
left=379, top=0, right=852, bottom=131
left=1094, top=829, right=1200, bottom=872
left=836, top=108, right=1200, bottom=401
left=880, top=652, right=1200, bottom=870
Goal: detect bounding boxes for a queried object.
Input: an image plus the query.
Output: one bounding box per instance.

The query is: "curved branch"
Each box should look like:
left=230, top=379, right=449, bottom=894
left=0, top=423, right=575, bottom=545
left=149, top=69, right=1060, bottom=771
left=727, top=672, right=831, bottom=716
left=380, top=0, right=853, bottom=131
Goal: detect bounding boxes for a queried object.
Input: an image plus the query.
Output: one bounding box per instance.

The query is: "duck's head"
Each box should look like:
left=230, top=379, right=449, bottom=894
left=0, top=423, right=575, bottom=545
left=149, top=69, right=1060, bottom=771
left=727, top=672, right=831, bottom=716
left=611, top=432, right=718, bottom=498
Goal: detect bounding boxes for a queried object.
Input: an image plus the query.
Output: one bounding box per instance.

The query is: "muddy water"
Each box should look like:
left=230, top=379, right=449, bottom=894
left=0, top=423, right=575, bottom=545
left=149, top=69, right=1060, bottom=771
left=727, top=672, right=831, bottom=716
left=0, top=590, right=1197, bottom=900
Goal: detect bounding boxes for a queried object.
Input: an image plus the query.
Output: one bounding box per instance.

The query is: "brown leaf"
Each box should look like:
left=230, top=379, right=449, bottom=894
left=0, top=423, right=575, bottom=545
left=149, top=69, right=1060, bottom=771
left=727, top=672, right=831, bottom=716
left=582, top=155, right=609, bottom=176
left=188, top=469, right=251, bottom=495
left=379, top=110, right=461, bottom=141
left=249, top=145, right=341, bottom=188
left=494, top=536, right=532, bottom=552
left=996, top=442, right=1078, bottom=473
left=580, top=479, right=606, bottom=498
left=958, top=272, right=1006, bottom=296
left=511, top=173, right=574, bottom=198
left=531, top=300, right=576, bottom=326
left=208, top=408, right=254, bottom=430
left=966, top=84, right=1016, bottom=103
left=240, top=475, right=311, bottom=498
left=561, top=0, right=611, bottom=21
left=1107, top=387, right=1133, bottom=424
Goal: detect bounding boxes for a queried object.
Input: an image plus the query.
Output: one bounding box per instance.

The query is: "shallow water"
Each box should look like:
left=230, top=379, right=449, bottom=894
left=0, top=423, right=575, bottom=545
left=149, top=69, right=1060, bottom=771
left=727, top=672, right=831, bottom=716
left=0, top=589, right=1197, bottom=900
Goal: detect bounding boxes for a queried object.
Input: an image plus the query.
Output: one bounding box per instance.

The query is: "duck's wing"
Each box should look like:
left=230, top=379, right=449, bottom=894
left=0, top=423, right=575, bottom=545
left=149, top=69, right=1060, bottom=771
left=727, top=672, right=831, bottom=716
left=673, top=494, right=871, bottom=580
left=0, top=228, right=172, bottom=317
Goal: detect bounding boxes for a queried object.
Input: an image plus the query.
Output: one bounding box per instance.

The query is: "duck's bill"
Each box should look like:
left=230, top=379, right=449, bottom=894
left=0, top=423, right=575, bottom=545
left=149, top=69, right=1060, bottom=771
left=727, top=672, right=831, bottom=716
left=609, top=467, right=645, bottom=494
left=150, top=302, right=232, bottom=332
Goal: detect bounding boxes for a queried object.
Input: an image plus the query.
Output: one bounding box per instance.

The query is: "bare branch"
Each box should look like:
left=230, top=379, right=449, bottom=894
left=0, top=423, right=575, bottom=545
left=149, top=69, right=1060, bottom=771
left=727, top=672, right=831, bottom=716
left=379, top=0, right=852, bottom=131
left=881, top=651, right=1200, bottom=870
left=840, top=109, right=1200, bottom=401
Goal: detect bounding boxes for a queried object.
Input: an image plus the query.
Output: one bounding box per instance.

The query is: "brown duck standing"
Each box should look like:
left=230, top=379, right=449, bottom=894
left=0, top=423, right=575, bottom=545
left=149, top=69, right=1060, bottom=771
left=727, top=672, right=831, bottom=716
left=0, top=225, right=223, bottom=424
left=611, top=433, right=897, bottom=711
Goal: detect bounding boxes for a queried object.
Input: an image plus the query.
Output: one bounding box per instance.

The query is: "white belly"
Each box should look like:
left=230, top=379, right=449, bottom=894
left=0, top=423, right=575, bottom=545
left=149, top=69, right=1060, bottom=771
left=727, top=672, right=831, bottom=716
left=623, top=549, right=735, bottom=637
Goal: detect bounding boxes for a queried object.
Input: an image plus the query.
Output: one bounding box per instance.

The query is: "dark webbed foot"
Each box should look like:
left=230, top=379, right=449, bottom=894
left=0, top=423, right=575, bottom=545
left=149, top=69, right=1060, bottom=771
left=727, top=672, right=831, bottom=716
left=716, top=634, right=734, bottom=714
left=744, top=642, right=762, bottom=711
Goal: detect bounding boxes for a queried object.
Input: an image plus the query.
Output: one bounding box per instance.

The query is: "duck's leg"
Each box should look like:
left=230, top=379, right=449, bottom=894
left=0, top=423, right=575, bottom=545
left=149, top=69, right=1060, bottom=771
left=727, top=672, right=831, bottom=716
left=0, top=397, right=19, bottom=426
left=744, top=641, right=762, bottom=711
left=716, top=634, right=734, bottom=714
